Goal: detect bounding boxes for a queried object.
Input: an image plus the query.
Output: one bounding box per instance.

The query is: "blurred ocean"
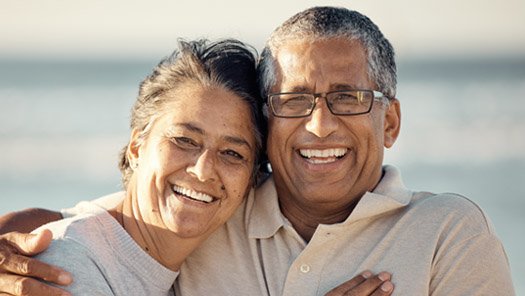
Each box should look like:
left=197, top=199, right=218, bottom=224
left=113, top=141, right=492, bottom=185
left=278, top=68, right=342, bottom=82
left=1, top=57, right=524, bottom=293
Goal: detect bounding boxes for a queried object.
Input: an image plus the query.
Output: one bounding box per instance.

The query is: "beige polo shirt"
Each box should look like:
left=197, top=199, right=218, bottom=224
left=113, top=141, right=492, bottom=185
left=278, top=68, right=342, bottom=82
left=64, top=166, right=515, bottom=295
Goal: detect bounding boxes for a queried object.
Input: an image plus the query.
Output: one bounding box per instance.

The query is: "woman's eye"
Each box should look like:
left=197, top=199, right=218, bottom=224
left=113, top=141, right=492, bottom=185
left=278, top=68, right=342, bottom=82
left=173, top=137, right=198, bottom=148
left=223, top=149, right=244, bottom=160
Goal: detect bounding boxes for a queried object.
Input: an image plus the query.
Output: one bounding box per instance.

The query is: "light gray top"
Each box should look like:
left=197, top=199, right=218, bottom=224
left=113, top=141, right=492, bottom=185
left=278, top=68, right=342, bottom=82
left=36, top=203, right=178, bottom=295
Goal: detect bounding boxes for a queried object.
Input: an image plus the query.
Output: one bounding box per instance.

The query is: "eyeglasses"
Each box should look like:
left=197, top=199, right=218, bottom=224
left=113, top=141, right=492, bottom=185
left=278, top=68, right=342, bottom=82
left=267, top=90, right=389, bottom=118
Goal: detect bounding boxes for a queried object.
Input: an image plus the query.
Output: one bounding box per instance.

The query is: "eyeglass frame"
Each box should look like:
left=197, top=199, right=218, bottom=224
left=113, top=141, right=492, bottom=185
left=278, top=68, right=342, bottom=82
left=266, top=89, right=391, bottom=118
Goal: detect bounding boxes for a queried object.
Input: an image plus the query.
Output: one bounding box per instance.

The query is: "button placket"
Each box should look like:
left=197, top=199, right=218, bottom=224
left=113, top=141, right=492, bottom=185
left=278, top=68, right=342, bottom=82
left=300, top=264, right=311, bottom=273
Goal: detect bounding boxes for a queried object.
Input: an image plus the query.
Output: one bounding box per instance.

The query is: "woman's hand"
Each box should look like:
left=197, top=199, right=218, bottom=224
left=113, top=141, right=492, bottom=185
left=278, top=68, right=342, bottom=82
left=325, top=271, right=394, bottom=296
left=0, top=230, right=72, bottom=296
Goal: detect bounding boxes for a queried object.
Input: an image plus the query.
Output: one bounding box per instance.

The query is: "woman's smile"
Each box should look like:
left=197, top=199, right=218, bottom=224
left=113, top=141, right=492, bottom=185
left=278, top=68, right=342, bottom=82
left=172, top=184, right=217, bottom=204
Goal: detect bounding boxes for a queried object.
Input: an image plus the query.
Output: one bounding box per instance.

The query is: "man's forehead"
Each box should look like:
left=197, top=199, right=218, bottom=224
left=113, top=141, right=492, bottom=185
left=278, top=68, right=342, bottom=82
left=272, top=38, right=370, bottom=91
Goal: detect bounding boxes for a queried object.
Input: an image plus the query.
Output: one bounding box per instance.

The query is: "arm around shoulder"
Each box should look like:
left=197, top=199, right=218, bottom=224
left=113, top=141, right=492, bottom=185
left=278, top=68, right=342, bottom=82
left=0, top=208, right=63, bottom=235
left=36, top=237, right=115, bottom=295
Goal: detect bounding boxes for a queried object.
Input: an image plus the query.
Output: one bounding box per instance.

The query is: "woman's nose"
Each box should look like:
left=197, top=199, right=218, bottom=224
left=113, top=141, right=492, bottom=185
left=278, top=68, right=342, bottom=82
left=186, top=150, right=218, bottom=182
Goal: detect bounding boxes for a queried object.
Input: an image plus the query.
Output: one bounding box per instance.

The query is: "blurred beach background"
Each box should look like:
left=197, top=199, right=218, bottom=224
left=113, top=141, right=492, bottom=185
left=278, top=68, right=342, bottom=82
left=1, top=0, right=524, bottom=293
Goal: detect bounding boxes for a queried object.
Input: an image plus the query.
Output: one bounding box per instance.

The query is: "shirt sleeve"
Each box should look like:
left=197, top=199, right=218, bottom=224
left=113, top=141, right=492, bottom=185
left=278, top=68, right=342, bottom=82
left=430, top=227, right=516, bottom=295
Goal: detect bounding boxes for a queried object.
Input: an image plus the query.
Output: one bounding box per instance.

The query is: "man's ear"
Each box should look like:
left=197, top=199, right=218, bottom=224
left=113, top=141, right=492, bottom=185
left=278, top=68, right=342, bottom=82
left=383, top=98, right=401, bottom=148
left=127, top=128, right=142, bottom=169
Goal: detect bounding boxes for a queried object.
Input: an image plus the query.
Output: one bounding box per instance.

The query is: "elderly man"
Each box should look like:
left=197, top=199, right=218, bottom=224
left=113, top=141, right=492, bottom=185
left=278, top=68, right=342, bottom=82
left=0, top=6, right=515, bottom=296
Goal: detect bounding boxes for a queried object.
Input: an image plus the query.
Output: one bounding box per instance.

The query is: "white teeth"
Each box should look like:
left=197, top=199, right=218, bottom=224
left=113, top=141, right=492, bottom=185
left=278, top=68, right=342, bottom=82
left=173, top=185, right=214, bottom=203
left=299, top=148, right=348, bottom=159
left=308, top=158, right=334, bottom=164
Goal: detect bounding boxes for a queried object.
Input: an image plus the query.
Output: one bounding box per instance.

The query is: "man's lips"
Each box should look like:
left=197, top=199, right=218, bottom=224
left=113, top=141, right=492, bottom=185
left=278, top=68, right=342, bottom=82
left=172, top=185, right=216, bottom=204
left=298, top=148, right=348, bottom=164
left=299, top=148, right=348, bottom=158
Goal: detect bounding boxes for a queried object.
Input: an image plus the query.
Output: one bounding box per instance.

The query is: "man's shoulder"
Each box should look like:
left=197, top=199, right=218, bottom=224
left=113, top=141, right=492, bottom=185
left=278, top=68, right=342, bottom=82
left=408, top=191, right=495, bottom=234
left=411, top=191, right=485, bottom=214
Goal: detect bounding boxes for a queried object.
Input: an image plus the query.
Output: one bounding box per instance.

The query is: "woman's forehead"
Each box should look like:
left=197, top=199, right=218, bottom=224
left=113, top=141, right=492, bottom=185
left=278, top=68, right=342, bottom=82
left=156, top=85, right=256, bottom=143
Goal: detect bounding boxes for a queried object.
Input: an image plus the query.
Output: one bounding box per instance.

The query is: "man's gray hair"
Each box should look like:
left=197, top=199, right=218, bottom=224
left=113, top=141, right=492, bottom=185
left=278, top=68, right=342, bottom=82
left=258, top=6, right=397, bottom=102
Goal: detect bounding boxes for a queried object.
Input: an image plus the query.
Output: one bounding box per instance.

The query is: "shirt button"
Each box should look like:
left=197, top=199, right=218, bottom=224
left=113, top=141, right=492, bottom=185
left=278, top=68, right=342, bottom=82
left=300, top=264, right=311, bottom=273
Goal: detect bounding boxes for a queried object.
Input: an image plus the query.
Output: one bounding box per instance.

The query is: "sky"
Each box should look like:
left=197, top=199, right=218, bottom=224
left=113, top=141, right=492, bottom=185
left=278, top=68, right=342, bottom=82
left=2, top=0, right=525, bottom=60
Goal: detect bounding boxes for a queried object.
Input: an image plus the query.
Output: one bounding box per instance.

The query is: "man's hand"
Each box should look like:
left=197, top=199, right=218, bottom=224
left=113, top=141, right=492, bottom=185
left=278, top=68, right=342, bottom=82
left=325, top=271, right=394, bottom=296
left=0, top=230, right=72, bottom=296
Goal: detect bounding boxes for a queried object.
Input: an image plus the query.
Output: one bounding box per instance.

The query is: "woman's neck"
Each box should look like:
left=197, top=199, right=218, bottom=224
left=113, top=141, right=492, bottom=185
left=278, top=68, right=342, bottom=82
left=108, top=191, right=205, bottom=272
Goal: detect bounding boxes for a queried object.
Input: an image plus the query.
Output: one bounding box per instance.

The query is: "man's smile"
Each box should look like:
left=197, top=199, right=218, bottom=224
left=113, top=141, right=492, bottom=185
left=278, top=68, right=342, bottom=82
left=299, top=148, right=348, bottom=164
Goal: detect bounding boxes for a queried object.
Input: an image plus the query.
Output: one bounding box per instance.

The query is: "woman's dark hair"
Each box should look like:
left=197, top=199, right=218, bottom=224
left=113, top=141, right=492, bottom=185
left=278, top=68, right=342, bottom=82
left=119, top=39, right=267, bottom=188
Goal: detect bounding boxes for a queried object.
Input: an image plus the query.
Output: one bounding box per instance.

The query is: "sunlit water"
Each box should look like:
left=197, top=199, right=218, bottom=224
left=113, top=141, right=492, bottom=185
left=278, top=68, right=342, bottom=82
left=1, top=57, right=524, bottom=293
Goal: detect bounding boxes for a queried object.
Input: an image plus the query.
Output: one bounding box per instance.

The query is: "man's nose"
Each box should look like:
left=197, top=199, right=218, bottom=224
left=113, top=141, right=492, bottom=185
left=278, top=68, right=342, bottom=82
left=186, top=150, right=218, bottom=182
left=305, top=97, right=340, bottom=138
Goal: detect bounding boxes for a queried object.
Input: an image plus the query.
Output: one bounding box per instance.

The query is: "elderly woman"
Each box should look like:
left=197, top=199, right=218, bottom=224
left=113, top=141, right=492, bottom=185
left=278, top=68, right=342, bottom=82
left=24, top=38, right=266, bottom=295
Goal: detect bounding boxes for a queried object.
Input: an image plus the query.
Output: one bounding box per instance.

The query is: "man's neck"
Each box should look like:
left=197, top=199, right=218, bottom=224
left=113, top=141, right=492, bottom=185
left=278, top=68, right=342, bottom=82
left=279, top=196, right=360, bottom=242
left=274, top=167, right=386, bottom=242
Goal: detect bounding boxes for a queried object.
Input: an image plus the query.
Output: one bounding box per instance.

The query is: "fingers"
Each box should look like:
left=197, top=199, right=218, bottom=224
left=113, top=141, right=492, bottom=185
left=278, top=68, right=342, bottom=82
left=0, top=274, right=71, bottom=296
left=325, top=271, right=394, bottom=296
left=369, top=275, right=394, bottom=296
left=3, top=231, right=52, bottom=256
left=371, top=282, right=394, bottom=296
left=325, top=271, right=371, bottom=295
left=0, top=252, right=72, bottom=285
left=0, top=231, right=73, bottom=288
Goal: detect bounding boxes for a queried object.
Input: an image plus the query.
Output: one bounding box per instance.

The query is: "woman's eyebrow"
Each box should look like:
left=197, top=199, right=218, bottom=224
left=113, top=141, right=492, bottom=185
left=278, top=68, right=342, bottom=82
left=167, top=123, right=204, bottom=135
left=223, top=135, right=252, bottom=150
left=169, top=123, right=252, bottom=150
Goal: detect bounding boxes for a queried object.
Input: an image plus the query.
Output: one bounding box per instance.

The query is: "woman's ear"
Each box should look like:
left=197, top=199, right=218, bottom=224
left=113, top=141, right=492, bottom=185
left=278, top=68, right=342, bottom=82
left=383, top=98, right=401, bottom=148
left=127, top=128, right=142, bottom=170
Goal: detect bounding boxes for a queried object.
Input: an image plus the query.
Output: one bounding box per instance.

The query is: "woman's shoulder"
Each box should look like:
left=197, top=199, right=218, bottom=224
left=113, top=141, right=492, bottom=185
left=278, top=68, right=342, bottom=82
left=33, top=207, right=123, bottom=264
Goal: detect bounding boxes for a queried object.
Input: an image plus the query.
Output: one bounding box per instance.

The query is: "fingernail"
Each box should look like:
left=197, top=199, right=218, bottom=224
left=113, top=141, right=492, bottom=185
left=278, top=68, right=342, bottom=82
left=362, top=271, right=373, bottom=278
left=381, top=281, right=393, bottom=292
left=378, top=272, right=391, bottom=281
left=58, top=273, right=73, bottom=285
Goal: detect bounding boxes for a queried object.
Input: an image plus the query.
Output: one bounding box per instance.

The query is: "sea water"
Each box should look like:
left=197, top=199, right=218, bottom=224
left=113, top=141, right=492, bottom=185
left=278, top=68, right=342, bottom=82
left=1, top=57, right=524, bottom=292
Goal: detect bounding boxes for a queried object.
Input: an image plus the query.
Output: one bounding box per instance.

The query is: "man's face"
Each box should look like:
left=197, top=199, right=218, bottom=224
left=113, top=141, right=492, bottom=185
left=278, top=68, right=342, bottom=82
left=266, top=38, right=400, bottom=211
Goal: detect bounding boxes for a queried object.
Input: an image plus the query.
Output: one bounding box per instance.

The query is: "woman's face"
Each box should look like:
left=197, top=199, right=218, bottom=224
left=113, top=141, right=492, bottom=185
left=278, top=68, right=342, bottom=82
left=129, top=81, right=257, bottom=238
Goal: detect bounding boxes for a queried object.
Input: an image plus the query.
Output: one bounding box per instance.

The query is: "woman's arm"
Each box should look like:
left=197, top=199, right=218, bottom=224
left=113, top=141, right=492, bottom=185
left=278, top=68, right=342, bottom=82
left=0, top=209, right=72, bottom=295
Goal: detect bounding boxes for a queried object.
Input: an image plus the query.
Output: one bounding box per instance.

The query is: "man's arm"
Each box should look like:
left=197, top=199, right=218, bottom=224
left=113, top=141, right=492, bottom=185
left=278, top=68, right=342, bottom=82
left=0, top=209, right=72, bottom=296
left=0, top=208, right=63, bottom=235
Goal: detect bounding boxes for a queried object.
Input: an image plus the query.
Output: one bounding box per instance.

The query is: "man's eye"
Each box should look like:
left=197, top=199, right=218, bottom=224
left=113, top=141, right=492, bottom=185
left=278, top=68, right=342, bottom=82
left=282, top=95, right=310, bottom=105
left=332, top=93, right=357, bottom=102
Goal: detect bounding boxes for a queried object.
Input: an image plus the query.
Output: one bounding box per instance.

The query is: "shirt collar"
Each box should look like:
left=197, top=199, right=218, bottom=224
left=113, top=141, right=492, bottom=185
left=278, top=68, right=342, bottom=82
left=247, top=165, right=413, bottom=238
left=248, top=176, right=287, bottom=239
left=344, top=165, right=413, bottom=224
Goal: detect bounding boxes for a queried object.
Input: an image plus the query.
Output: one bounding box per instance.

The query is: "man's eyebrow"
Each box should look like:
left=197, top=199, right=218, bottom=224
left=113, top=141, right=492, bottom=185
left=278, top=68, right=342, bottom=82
left=330, top=83, right=358, bottom=90
left=280, top=84, right=358, bottom=93
left=280, top=85, right=310, bottom=93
